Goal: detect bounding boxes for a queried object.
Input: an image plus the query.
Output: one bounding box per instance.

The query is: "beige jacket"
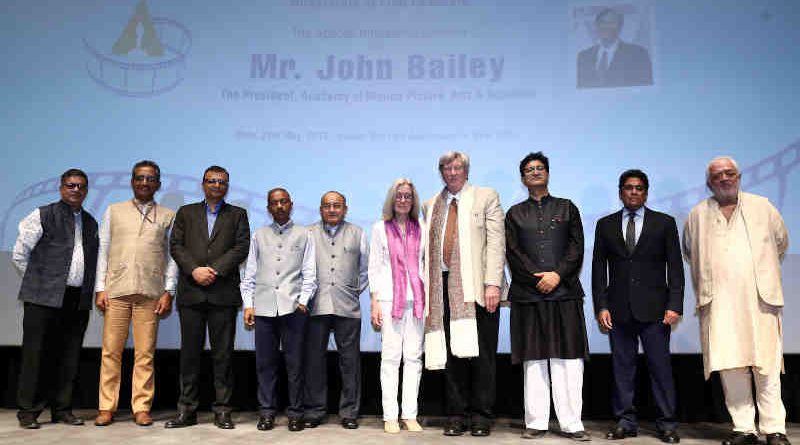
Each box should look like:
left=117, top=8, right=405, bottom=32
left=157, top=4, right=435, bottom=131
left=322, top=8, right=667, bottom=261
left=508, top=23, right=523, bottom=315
left=422, top=183, right=507, bottom=310
left=682, top=191, right=789, bottom=308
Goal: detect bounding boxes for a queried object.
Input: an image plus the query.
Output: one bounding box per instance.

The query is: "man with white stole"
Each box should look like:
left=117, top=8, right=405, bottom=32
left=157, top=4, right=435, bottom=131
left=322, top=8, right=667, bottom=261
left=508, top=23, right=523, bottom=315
left=683, top=156, right=790, bottom=445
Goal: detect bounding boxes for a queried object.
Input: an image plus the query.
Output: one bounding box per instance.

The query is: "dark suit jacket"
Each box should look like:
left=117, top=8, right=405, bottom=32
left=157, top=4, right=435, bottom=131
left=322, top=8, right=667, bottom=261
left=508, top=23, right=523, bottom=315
left=577, top=41, right=653, bottom=89
left=591, top=207, right=683, bottom=323
left=170, top=202, right=250, bottom=307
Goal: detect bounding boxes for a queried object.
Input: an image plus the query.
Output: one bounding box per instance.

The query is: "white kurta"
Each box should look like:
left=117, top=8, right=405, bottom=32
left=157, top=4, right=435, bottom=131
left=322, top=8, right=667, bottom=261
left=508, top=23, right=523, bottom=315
left=699, top=203, right=783, bottom=379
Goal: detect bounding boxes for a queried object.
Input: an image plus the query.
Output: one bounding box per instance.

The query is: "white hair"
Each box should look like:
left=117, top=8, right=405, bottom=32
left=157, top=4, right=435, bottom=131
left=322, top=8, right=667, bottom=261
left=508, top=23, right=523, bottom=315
left=705, top=156, right=740, bottom=181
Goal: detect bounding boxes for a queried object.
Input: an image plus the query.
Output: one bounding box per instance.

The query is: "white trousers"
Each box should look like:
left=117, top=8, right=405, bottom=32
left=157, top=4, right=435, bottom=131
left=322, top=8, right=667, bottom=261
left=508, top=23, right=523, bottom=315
left=380, top=301, right=424, bottom=421
left=523, top=358, right=585, bottom=433
left=719, top=367, right=786, bottom=435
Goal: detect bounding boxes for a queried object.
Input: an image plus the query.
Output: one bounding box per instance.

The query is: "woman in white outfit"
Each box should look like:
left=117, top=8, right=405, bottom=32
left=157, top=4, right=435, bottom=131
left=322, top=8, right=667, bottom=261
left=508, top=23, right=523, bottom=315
left=369, top=178, right=426, bottom=434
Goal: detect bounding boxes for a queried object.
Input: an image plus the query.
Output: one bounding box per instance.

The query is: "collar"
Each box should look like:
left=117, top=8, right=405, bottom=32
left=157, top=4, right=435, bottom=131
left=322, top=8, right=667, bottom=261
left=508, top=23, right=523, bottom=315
left=271, top=220, right=294, bottom=232
left=133, top=198, right=155, bottom=209
left=622, top=206, right=645, bottom=218
left=58, top=199, right=83, bottom=215
left=528, top=192, right=551, bottom=204
left=599, top=38, right=620, bottom=53
left=323, top=222, right=341, bottom=236
left=204, top=200, right=225, bottom=215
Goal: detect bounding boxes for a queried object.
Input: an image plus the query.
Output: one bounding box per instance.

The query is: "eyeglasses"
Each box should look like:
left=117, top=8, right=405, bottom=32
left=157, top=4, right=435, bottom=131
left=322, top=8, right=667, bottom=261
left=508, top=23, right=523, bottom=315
left=61, top=182, right=87, bottom=190
left=133, top=175, right=160, bottom=183
left=204, top=178, right=228, bottom=186
left=321, top=203, right=344, bottom=210
left=523, top=165, right=547, bottom=174
left=395, top=193, right=413, bottom=202
left=710, top=170, right=738, bottom=181
left=621, top=185, right=646, bottom=192
left=441, top=164, right=464, bottom=173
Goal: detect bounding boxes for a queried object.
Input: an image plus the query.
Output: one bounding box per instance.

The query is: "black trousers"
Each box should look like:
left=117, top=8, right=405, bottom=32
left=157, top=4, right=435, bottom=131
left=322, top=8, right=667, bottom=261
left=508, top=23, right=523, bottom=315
left=609, top=318, right=677, bottom=432
left=442, top=272, right=500, bottom=426
left=177, top=303, right=237, bottom=414
left=254, top=311, right=307, bottom=418
left=17, top=287, right=90, bottom=420
left=304, top=314, right=361, bottom=420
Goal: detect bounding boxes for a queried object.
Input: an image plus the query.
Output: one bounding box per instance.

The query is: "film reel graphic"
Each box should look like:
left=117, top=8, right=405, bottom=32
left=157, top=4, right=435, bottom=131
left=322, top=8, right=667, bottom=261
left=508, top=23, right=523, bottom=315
left=0, top=141, right=798, bottom=248
left=83, top=16, right=192, bottom=98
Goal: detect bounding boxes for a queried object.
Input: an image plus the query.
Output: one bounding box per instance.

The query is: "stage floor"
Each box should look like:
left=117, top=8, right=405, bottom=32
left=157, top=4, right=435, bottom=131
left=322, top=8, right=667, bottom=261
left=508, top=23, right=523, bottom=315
left=0, top=409, right=797, bottom=444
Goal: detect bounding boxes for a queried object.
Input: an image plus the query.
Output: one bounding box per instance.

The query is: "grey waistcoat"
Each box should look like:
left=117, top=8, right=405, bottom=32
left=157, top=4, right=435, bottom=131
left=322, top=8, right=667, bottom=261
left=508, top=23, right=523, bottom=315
left=253, top=222, right=309, bottom=317
left=309, top=221, right=365, bottom=318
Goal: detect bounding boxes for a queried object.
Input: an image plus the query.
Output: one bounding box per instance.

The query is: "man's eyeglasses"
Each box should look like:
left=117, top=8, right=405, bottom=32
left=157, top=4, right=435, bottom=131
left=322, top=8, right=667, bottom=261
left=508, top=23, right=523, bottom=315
left=204, top=179, right=228, bottom=186
left=710, top=170, right=738, bottom=181
left=133, top=175, right=160, bottom=183
left=61, top=183, right=87, bottom=190
left=321, top=203, right=344, bottom=210
left=523, top=165, right=546, bottom=174
left=621, top=185, right=646, bottom=192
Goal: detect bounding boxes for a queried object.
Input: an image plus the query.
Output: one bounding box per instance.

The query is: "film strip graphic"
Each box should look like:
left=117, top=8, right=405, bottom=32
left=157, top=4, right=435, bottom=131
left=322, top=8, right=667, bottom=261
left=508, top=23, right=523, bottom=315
left=583, top=139, right=800, bottom=226
left=1, top=140, right=798, bottom=247
left=83, top=17, right=192, bottom=98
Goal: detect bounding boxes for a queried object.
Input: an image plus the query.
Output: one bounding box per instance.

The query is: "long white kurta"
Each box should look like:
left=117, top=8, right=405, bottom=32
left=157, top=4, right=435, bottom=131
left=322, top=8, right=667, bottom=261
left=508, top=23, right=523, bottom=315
left=699, top=203, right=783, bottom=379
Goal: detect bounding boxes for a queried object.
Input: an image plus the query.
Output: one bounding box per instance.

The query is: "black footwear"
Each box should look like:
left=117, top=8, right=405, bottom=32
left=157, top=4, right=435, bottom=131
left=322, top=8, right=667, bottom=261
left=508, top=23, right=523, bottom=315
left=164, top=412, right=198, bottom=429
left=214, top=412, right=235, bottom=429
left=19, top=417, right=41, bottom=429
left=766, top=433, right=791, bottom=445
left=521, top=428, right=547, bottom=439
left=721, top=432, right=759, bottom=445
left=341, top=417, right=358, bottom=429
left=471, top=424, right=491, bottom=437
left=257, top=416, right=274, bottom=431
left=561, top=430, right=592, bottom=441
left=607, top=426, right=638, bottom=440
left=658, top=430, right=681, bottom=444
left=303, top=417, right=321, bottom=428
left=288, top=417, right=304, bottom=432
left=52, top=412, right=84, bottom=426
left=443, top=420, right=466, bottom=436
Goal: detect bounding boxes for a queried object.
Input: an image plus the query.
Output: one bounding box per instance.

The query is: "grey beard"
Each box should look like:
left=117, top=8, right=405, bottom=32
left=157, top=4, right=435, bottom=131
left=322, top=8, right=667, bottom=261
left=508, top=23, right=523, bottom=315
left=712, top=187, right=738, bottom=205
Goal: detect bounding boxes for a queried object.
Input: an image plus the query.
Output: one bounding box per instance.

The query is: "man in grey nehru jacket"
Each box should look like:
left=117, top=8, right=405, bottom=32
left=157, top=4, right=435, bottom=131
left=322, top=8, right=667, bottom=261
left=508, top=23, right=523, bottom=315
left=241, top=188, right=316, bottom=432
left=303, top=191, right=369, bottom=429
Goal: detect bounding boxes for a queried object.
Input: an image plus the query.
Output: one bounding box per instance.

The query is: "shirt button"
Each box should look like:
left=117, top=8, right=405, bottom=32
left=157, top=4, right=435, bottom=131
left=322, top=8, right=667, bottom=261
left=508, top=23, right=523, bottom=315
left=277, top=258, right=281, bottom=261
left=275, top=286, right=279, bottom=290
left=278, top=244, right=283, bottom=248
left=331, top=267, right=335, bottom=272
left=276, top=272, right=280, bottom=275
left=332, top=242, right=335, bottom=246
left=331, top=254, right=336, bottom=258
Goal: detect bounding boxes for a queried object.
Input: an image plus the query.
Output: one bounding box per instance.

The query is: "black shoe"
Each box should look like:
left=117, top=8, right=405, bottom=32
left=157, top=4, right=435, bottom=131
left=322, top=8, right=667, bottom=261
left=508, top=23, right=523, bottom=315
left=164, top=412, right=198, bottom=429
left=443, top=420, right=466, bottom=436
left=52, top=412, right=84, bottom=426
left=658, top=430, right=680, bottom=444
left=471, top=424, right=491, bottom=437
left=257, top=416, right=274, bottom=431
left=19, top=417, right=41, bottom=429
left=288, top=417, right=304, bottom=432
left=522, top=428, right=547, bottom=439
left=561, top=430, right=592, bottom=441
left=214, top=412, right=235, bottom=429
left=721, top=432, right=760, bottom=445
left=303, top=417, right=321, bottom=428
left=607, top=426, right=638, bottom=440
left=766, top=433, right=791, bottom=445
left=341, top=417, right=359, bottom=429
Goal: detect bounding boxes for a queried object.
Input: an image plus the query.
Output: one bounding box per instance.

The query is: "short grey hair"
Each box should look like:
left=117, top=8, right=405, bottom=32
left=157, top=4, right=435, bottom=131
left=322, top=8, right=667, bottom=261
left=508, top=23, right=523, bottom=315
left=705, top=156, right=741, bottom=181
left=438, top=151, right=470, bottom=176
left=381, top=178, right=420, bottom=221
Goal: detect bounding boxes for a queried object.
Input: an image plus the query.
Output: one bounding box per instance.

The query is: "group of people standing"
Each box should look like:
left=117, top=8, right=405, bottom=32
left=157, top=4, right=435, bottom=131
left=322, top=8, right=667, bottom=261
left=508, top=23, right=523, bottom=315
left=11, top=152, right=790, bottom=445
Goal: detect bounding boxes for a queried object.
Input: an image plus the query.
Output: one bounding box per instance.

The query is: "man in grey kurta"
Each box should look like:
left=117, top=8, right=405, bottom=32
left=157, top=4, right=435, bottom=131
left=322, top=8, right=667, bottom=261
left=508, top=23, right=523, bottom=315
left=303, top=191, right=369, bottom=429
left=683, top=156, right=790, bottom=445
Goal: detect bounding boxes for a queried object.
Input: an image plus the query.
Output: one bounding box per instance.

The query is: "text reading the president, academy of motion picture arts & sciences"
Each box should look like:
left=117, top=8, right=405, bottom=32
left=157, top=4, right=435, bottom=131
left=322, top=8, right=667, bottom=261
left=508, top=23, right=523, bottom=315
left=250, top=54, right=505, bottom=82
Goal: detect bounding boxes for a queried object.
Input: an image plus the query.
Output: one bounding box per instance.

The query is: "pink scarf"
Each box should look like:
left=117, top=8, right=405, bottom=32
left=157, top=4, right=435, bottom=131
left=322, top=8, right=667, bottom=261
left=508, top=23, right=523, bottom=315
left=385, top=219, right=425, bottom=319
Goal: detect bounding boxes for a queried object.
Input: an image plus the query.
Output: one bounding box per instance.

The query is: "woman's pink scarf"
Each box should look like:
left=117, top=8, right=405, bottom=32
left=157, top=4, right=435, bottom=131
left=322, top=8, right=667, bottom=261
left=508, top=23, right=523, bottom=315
left=385, top=219, right=425, bottom=319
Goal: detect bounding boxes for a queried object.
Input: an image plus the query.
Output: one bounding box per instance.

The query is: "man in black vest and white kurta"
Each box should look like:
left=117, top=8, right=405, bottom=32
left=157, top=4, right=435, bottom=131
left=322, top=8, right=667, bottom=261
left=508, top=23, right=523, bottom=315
left=304, top=191, right=369, bottom=429
left=12, top=168, right=98, bottom=429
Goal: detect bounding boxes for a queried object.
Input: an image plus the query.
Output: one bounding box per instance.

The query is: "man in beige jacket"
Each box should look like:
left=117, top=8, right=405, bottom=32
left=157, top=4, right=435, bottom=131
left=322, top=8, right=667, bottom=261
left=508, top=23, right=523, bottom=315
left=683, top=156, right=790, bottom=445
left=94, top=160, right=177, bottom=427
left=422, top=151, right=505, bottom=437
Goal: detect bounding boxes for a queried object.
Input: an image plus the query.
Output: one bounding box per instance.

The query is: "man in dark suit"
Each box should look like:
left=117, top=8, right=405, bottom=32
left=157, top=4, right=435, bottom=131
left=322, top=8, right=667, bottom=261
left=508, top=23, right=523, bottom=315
left=577, top=8, right=653, bottom=89
left=591, top=169, right=683, bottom=444
left=165, top=165, right=250, bottom=429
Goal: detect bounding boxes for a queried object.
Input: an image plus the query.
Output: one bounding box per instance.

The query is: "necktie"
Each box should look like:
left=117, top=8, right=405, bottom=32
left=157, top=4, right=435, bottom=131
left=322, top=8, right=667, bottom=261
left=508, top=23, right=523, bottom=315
left=598, top=50, right=609, bottom=72
left=443, top=198, right=458, bottom=267
left=625, top=212, right=636, bottom=254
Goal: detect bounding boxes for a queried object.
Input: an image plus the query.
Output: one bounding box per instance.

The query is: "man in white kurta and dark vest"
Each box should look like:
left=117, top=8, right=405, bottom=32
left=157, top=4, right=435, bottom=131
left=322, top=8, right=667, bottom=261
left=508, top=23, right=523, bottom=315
left=683, top=156, right=790, bottom=445
left=241, top=188, right=316, bottom=432
left=12, top=169, right=98, bottom=429
left=422, top=151, right=506, bottom=437
left=304, top=191, right=369, bottom=430
left=94, top=160, right=177, bottom=427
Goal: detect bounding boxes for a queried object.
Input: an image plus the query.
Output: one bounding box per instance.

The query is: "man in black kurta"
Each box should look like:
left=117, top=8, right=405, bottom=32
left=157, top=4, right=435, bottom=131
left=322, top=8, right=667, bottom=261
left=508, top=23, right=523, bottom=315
left=505, top=152, right=589, bottom=441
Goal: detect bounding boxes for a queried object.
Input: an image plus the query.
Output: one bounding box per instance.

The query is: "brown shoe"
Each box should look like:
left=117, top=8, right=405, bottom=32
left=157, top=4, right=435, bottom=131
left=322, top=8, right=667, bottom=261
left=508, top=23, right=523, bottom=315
left=94, top=410, right=114, bottom=426
left=134, top=411, right=153, bottom=427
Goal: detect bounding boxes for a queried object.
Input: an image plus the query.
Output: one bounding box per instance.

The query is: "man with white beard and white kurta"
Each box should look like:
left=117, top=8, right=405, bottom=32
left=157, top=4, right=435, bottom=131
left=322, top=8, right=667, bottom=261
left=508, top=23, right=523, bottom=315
left=682, top=156, right=790, bottom=445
